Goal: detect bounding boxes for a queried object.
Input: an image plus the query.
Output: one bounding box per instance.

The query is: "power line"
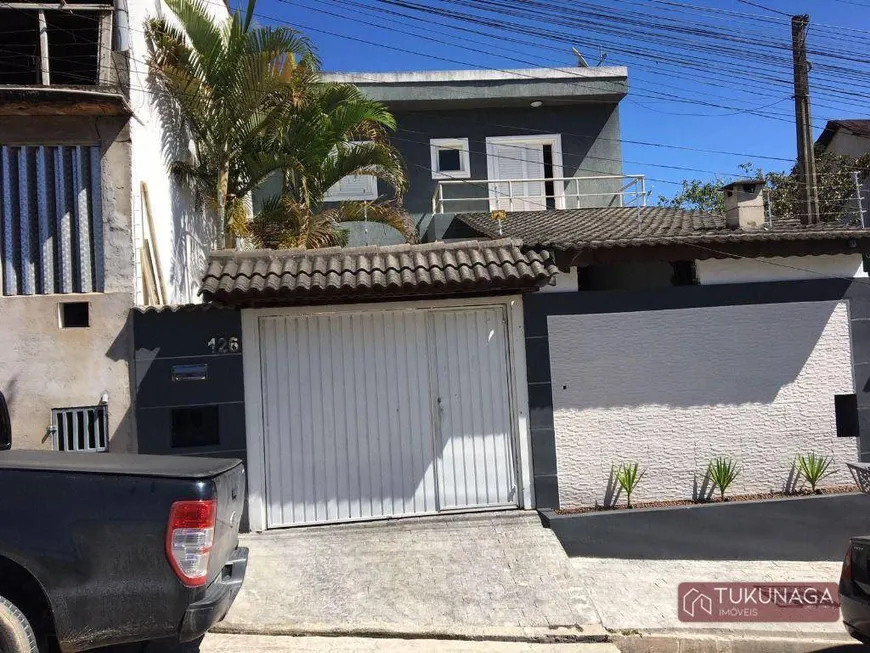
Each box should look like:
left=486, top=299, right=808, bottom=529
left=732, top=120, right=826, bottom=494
left=298, top=0, right=861, bottom=120
left=735, top=0, right=792, bottom=18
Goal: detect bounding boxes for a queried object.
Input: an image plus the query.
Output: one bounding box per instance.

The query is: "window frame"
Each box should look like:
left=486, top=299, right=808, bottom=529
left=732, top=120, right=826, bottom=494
left=484, top=134, right=565, bottom=211
left=430, top=138, right=471, bottom=180
left=0, top=4, right=114, bottom=87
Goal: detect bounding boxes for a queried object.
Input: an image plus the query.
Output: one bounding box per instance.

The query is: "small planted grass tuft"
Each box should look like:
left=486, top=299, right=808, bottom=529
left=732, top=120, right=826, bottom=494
left=707, top=457, right=740, bottom=502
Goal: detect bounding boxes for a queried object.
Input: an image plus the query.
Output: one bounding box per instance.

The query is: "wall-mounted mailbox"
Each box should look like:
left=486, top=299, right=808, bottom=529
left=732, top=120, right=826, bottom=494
left=171, top=364, right=208, bottom=382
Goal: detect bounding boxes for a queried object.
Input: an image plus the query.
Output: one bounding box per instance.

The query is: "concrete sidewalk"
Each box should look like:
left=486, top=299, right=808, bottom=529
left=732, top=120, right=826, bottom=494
left=570, top=557, right=846, bottom=636
left=569, top=557, right=859, bottom=652
left=218, top=511, right=602, bottom=642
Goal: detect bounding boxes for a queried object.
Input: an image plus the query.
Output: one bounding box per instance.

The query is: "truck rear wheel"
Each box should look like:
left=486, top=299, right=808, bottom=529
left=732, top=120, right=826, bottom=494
left=0, top=595, right=38, bottom=653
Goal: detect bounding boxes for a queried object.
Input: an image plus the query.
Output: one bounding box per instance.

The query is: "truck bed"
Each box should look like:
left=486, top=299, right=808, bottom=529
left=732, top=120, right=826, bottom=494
left=0, top=450, right=240, bottom=478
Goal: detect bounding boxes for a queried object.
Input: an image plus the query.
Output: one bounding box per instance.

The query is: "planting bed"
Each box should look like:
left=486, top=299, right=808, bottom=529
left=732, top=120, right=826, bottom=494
left=544, top=489, right=870, bottom=561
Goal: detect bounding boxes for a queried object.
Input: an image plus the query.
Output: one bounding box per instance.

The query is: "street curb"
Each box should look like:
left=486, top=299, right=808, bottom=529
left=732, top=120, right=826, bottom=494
left=611, top=631, right=857, bottom=653
left=211, top=622, right=610, bottom=644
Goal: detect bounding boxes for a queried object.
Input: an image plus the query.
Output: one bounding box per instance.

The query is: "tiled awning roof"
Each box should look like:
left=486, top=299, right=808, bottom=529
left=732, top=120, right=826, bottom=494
left=200, top=239, right=558, bottom=305
left=457, top=207, right=870, bottom=256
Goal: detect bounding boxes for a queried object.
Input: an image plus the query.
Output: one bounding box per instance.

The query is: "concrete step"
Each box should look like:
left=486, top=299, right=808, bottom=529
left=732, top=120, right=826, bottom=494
left=200, top=634, right=622, bottom=653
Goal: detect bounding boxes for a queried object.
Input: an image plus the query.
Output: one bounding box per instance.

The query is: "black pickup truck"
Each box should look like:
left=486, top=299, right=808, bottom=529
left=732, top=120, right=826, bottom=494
left=0, top=392, right=248, bottom=653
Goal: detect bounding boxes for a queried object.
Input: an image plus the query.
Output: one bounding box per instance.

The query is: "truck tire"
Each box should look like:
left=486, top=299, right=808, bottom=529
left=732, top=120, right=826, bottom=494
left=0, top=595, right=38, bottom=653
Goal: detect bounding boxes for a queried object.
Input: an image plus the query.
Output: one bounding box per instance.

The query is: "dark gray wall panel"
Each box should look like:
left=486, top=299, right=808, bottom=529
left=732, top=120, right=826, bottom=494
left=133, top=307, right=245, bottom=454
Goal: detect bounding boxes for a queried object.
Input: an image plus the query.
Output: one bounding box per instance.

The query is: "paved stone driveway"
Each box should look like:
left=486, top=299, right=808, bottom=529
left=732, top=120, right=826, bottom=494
left=570, top=557, right=847, bottom=637
left=218, top=511, right=600, bottom=638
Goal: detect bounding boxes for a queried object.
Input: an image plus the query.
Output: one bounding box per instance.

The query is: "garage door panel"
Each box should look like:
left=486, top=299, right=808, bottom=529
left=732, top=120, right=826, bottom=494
left=261, top=311, right=438, bottom=527
left=431, top=308, right=516, bottom=510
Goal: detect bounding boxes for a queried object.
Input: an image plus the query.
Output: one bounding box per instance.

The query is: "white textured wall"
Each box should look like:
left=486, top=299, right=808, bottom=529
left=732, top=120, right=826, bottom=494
left=127, top=0, right=229, bottom=305
left=696, top=254, right=867, bottom=285
left=548, top=301, right=859, bottom=508
left=540, top=267, right=579, bottom=293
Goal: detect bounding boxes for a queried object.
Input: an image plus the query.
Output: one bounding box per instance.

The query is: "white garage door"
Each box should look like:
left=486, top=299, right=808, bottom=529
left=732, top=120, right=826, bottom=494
left=258, top=306, right=517, bottom=527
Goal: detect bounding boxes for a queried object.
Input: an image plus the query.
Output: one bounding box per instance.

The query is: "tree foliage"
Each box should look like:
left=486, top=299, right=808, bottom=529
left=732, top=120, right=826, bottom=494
left=660, top=149, right=870, bottom=223
left=147, top=0, right=414, bottom=249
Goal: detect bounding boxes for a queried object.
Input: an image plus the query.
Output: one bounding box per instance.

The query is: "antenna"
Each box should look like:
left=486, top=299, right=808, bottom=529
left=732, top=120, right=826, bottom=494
left=596, top=47, right=608, bottom=66
left=572, top=47, right=589, bottom=68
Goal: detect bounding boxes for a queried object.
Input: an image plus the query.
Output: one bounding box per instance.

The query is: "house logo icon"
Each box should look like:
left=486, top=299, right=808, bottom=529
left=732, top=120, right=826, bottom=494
left=681, top=587, right=713, bottom=618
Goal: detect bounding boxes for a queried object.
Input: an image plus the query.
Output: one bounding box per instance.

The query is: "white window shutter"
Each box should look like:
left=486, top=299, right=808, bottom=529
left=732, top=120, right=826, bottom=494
left=490, top=143, right=545, bottom=211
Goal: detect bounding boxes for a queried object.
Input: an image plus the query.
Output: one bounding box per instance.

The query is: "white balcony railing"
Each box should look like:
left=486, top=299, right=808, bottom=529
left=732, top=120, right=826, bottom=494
left=431, top=174, right=647, bottom=215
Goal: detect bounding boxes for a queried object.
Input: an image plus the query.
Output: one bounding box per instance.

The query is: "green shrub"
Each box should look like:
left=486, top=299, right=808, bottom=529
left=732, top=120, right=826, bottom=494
left=707, top=457, right=740, bottom=501
left=614, top=462, right=645, bottom=508
left=796, top=453, right=834, bottom=493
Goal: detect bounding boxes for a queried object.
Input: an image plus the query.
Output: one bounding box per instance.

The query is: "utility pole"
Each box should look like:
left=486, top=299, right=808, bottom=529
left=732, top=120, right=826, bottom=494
left=792, top=14, right=820, bottom=225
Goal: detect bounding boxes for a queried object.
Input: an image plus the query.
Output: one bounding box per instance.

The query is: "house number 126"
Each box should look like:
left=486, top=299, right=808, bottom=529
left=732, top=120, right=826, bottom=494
left=207, top=336, right=240, bottom=354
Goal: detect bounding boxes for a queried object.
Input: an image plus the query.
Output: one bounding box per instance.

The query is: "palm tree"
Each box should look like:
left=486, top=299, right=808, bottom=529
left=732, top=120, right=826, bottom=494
left=146, top=0, right=316, bottom=247
left=249, top=82, right=414, bottom=248
left=146, top=0, right=414, bottom=249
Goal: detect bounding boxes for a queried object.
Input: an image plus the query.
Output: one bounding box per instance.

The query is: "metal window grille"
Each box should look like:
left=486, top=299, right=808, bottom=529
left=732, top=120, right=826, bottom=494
left=51, top=405, right=108, bottom=453
left=0, top=145, right=104, bottom=296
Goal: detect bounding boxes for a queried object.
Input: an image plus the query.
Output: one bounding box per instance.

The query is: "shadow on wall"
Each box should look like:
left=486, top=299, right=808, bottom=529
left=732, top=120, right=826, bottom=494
left=105, top=311, right=136, bottom=453
left=150, top=67, right=219, bottom=304
left=548, top=301, right=844, bottom=410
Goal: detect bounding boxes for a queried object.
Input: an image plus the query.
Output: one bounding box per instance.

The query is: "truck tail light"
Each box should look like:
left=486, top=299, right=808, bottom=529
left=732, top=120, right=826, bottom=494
left=166, top=500, right=216, bottom=587
left=844, top=546, right=854, bottom=582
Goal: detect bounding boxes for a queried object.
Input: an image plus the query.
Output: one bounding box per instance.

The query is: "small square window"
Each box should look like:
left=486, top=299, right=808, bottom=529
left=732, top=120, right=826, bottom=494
left=59, top=302, right=89, bottom=328
left=430, top=138, right=471, bottom=179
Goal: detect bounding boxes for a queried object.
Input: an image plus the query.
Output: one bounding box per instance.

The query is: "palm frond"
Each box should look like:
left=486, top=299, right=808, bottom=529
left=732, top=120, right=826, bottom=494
left=163, top=0, right=226, bottom=87
left=314, top=142, right=408, bottom=200
left=250, top=195, right=347, bottom=249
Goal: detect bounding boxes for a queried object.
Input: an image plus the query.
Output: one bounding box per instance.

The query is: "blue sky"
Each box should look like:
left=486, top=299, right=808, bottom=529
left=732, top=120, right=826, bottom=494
left=248, top=0, right=870, bottom=200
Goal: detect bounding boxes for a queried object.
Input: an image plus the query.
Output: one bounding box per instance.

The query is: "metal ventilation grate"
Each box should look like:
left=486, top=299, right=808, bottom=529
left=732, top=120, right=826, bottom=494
left=51, top=405, right=108, bottom=452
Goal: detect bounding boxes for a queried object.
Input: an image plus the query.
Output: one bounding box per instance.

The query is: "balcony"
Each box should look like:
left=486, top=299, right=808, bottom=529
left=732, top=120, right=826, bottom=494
left=431, top=174, right=647, bottom=215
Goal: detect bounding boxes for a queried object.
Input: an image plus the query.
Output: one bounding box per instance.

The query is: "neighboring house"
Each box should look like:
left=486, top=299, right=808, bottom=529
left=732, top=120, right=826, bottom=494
left=0, top=0, right=227, bottom=452
left=816, top=119, right=870, bottom=224
left=131, top=69, right=870, bottom=530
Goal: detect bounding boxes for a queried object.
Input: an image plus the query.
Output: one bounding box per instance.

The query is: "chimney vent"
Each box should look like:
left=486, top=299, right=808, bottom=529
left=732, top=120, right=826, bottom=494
left=721, top=179, right=766, bottom=230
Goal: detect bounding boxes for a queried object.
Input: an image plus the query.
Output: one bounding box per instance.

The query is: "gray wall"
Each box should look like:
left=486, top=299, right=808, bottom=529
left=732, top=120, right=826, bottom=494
left=347, top=103, right=624, bottom=246
left=0, top=116, right=136, bottom=451
left=524, top=279, right=870, bottom=509
left=134, top=306, right=246, bottom=462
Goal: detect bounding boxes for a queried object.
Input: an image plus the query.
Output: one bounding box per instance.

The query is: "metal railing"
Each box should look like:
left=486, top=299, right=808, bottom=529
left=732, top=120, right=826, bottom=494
left=431, top=174, right=647, bottom=214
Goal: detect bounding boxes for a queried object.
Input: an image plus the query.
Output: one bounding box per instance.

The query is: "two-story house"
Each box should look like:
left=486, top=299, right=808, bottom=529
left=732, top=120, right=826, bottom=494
left=0, top=0, right=227, bottom=453
left=319, top=67, right=631, bottom=251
